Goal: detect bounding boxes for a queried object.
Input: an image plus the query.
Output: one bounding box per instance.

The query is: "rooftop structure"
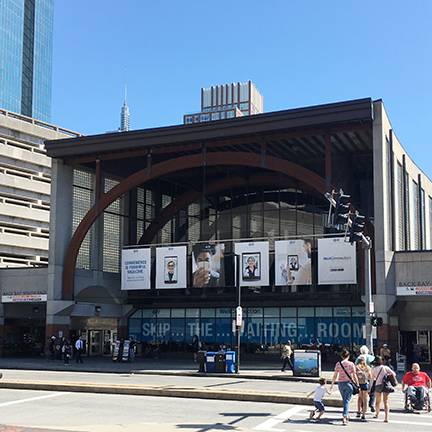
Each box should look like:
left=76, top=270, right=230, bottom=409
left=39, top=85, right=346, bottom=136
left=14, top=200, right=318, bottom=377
left=183, top=80, right=263, bottom=124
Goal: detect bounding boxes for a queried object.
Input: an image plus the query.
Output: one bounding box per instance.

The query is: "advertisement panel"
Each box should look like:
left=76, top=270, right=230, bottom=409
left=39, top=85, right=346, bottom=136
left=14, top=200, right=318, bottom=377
left=191, top=243, right=224, bottom=288
left=274, top=239, right=312, bottom=286
left=235, top=242, right=269, bottom=287
left=156, top=246, right=187, bottom=289
left=318, top=238, right=356, bottom=285
left=121, top=248, right=151, bottom=290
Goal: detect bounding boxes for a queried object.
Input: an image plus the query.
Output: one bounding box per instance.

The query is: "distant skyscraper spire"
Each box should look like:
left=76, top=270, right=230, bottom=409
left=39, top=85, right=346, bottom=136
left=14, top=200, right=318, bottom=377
left=120, top=67, right=130, bottom=132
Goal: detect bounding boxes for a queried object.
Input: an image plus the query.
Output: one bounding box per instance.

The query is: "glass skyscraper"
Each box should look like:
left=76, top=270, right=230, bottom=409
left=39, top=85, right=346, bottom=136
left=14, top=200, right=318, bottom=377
left=0, top=0, right=53, bottom=122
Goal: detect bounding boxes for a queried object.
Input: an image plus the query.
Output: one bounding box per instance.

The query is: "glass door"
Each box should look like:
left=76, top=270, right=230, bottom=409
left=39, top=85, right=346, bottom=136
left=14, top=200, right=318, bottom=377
left=89, top=330, right=103, bottom=356
left=416, top=331, right=430, bottom=364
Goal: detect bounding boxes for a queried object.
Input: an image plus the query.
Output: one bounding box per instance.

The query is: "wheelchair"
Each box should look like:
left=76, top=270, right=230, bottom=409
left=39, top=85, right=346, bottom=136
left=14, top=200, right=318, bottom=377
left=404, top=386, right=431, bottom=412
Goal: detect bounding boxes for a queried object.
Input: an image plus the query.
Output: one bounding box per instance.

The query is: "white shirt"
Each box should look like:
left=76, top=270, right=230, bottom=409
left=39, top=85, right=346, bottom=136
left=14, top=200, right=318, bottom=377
left=75, top=339, right=83, bottom=349
left=313, top=385, right=329, bottom=402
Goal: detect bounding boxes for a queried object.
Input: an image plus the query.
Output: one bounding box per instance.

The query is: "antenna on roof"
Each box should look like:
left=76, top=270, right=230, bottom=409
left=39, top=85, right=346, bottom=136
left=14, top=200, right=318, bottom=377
left=124, top=66, right=127, bottom=105
left=120, top=66, right=130, bottom=132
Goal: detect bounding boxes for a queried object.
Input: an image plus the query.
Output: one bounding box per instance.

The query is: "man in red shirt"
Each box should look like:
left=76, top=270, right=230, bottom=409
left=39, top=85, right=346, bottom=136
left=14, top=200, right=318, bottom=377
left=402, top=363, right=431, bottom=408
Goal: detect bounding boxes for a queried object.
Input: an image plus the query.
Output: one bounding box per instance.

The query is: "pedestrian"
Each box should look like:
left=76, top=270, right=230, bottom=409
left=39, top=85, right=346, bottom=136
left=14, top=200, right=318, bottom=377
left=59, top=336, right=66, bottom=362
left=128, top=337, right=135, bottom=363
left=307, top=377, right=332, bottom=422
left=281, top=340, right=294, bottom=372
left=329, top=348, right=359, bottom=426
left=64, top=339, right=72, bottom=365
left=75, top=335, right=84, bottom=363
left=402, top=362, right=431, bottom=409
left=355, top=345, right=376, bottom=412
left=380, top=344, right=391, bottom=366
left=48, top=336, right=56, bottom=361
left=192, top=334, right=200, bottom=362
left=319, top=343, right=328, bottom=363
left=370, top=356, right=396, bottom=422
left=118, top=338, right=124, bottom=362
left=355, top=357, right=371, bottom=420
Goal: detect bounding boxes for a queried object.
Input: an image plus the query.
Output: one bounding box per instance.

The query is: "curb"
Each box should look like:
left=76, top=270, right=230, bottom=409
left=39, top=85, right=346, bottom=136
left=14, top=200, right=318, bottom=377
left=0, top=379, right=343, bottom=407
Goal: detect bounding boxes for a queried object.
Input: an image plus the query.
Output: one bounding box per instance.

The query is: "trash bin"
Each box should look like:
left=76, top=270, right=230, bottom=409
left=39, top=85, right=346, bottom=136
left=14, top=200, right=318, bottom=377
left=225, top=350, right=236, bottom=373
left=197, top=350, right=206, bottom=372
left=215, top=352, right=226, bottom=373
left=206, top=351, right=216, bottom=373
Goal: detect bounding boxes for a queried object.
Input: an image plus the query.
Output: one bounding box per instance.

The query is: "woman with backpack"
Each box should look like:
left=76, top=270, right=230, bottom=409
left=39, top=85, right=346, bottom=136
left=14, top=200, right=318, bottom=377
left=356, top=357, right=371, bottom=420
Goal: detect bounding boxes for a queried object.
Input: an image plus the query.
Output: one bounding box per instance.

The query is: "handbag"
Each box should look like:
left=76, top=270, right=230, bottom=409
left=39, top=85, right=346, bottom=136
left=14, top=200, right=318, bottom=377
left=339, top=361, right=360, bottom=395
left=382, top=373, right=395, bottom=393
left=370, top=367, right=380, bottom=393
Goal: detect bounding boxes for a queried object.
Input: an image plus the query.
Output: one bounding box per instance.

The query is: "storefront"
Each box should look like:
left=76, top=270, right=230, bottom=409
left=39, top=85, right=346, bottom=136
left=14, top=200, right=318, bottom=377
left=128, top=305, right=368, bottom=356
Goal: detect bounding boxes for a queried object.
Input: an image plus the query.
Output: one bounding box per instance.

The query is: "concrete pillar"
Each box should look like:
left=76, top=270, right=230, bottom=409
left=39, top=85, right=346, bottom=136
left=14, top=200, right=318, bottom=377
left=46, top=159, right=75, bottom=338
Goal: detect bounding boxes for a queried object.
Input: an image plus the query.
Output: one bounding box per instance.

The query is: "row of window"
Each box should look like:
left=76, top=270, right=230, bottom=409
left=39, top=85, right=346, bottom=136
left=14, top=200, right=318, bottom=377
left=395, top=161, right=432, bottom=251
left=128, top=306, right=366, bottom=346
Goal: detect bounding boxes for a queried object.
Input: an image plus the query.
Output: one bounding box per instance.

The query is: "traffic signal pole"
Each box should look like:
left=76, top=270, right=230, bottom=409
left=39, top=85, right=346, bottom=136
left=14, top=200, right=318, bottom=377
left=363, top=236, right=374, bottom=353
left=325, top=191, right=374, bottom=353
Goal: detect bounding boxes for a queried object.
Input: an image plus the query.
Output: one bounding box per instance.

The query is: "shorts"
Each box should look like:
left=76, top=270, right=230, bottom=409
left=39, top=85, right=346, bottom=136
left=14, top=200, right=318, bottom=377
left=360, top=383, right=369, bottom=391
left=314, top=401, right=325, bottom=412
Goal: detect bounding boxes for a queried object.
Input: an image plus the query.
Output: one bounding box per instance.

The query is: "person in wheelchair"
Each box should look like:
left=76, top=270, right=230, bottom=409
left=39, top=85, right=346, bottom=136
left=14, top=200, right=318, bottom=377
left=402, top=363, right=431, bottom=410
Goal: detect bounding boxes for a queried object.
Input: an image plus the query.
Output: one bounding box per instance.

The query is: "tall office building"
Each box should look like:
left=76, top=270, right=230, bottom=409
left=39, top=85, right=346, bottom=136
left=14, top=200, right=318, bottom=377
left=183, top=80, right=263, bottom=124
left=0, top=0, right=53, bottom=122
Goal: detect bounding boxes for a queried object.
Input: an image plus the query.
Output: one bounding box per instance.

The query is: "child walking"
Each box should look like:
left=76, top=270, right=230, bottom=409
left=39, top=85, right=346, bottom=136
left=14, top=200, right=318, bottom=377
left=307, top=377, right=332, bottom=422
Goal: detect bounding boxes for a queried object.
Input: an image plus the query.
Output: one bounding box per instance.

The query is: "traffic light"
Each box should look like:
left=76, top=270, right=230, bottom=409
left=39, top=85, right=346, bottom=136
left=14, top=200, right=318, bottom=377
left=333, top=191, right=351, bottom=226
left=371, top=314, right=383, bottom=327
left=349, top=212, right=366, bottom=244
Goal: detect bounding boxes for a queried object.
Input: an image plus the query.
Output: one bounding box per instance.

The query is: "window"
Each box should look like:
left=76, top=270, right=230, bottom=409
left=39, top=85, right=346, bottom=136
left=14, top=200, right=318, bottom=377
left=397, top=163, right=404, bottom=250
left=413, top=180, right=420, bottom=250
left=385, top=139, right=392, bottom=250
left=421, top=189, right=426, bottom=249
left=185, top=116, right=193, bottom=124
left=211, top=113, right=219, bottom=120
left=405, top=172, right=410, bottom=249
left=200, top=114, right=210, bottom=122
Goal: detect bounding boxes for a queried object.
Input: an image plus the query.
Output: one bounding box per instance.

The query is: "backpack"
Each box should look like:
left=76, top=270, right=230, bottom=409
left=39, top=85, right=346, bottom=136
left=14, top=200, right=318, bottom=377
left=357, top=370, right=367, bottom=384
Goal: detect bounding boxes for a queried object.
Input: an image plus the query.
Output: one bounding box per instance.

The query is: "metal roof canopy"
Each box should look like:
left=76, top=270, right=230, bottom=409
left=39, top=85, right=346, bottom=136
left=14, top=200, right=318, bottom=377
left=45, top=98, right=374, bottom=162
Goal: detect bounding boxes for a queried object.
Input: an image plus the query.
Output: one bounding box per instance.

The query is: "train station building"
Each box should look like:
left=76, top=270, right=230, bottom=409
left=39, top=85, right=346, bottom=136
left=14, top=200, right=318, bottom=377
left=2, top=97, right=432, bottom=364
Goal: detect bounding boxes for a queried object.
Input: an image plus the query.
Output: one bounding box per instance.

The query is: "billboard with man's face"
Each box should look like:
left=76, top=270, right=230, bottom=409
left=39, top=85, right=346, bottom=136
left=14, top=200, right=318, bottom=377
left=156, top=246, right=187, bottom=289
left=191, top=243, right=224, bottom=288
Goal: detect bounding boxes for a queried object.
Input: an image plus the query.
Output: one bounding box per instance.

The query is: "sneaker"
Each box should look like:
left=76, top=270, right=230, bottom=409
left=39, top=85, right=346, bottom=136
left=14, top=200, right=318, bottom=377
left=370, top=406, right=375, bottom=413
left=315, top=418, right=321, bottom=422
left=356, top=413, right=361, bottom=418
left=361, top=416, right=366, bottom=421
left=342, top=418, right=348, bottom=426
left=309, top=411, right=315, bottom=419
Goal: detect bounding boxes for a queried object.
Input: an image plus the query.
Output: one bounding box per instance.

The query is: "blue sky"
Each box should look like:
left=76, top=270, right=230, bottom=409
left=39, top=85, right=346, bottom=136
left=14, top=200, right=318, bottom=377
left=51, top=1, right=432, bottom=176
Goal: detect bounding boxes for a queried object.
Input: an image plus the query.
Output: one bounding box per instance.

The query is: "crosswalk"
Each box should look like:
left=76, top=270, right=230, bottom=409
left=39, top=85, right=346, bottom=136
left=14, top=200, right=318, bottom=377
left=252, top=392, right=432, bottom=431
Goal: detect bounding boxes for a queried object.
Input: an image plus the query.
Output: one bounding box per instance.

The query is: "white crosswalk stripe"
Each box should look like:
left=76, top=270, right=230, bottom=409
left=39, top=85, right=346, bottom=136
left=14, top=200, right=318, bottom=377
left=253, top=397, right=432, bottom=431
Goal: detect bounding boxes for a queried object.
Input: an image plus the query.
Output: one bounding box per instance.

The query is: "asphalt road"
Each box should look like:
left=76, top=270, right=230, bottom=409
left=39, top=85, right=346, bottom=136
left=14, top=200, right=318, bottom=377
left=0, top=387, right=431, bottom=432
left=0, top=370, right=431, bottom=431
